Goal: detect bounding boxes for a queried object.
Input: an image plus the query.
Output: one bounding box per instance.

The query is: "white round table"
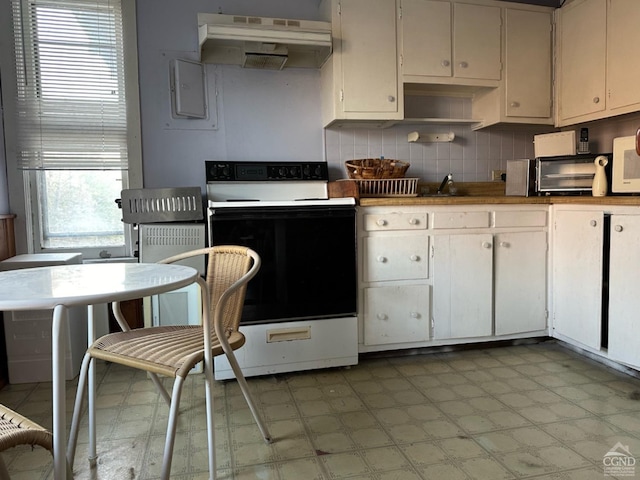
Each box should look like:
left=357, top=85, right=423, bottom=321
left=0, top=262, right=199, bottom=480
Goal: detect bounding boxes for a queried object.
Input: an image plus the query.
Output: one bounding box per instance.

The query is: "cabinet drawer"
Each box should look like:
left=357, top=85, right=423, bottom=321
left=364, top=212, right=427, bottom=231
left=364, top=234, right=429, bottom=282
left=364, top=285, right=430, bottom=345
left=494, top=210, right=547, bottom=228
left=432, top=211, right=490, bottom=229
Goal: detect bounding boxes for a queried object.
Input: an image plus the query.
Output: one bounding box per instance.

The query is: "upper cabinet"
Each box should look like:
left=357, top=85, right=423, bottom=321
left=320, top=0, right=554, bottom=129
left=556, top=0, right=640, bottom=126
left=400, top=1, right=501, bottom=86
left=320, top=0, right=402, bottom=127
left=472, top=7, right=553, bottom=128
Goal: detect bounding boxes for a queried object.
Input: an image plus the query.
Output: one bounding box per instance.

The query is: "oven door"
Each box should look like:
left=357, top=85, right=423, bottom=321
left=209, top=204, right=357, bottom=325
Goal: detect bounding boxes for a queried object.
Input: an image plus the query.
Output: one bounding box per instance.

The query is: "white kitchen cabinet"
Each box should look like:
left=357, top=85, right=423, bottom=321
left=606, top=0, right=640, bottom=113
left=358, top=207, right=430, bottom=349
left=359, top=205, right=548, bottom=351
left=556, top=0, right=640, bottom=126
left=608, top=214, right=640, bottom=369
left=551, top=209, right=603, bottom=350
left=364, top=285, right=430, bottom=345
left=363, top=233, right=428, bottom=282
left=432, top=233, right=493, bottom=339
left=321, top=0, right=401, bottom=127
left=472, top=8, right=553, bottom=128
left=400, top=0, right=501, bottom=85
left=556, top=0, right=606, bottom=124
left=494, top=231, right=547, bottom=336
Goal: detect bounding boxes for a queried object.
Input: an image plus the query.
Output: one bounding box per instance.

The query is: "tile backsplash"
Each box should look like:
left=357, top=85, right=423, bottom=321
left=324, top=97, right=640, bottom=183
left=323, top=97, right=554, bottom=182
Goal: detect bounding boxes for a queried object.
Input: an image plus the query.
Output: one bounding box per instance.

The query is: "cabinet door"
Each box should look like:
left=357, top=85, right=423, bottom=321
left=400, top=0, right=451, bottom=77
left=557, top=0, right=606, bottom=121
left=495, top=231, right=547, bottom=336
left=364, top=285, right=430, bottom=345
left=552, top=210, right=603, bottom=350
left=608, top=215, right=640, bottom=368
left=504, top=9, right=552, bottom=118
left=453, top=3, right=501, bottom=80
left=364, top=233, right=428, bottom=282
left=340, top=0, right=399, bottom=114
left=433, top=234, right=493, bottom=339
left=607, top=0, right=640, bottom=112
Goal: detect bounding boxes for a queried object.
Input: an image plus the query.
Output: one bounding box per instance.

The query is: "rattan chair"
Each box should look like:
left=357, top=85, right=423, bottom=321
left=67, top=246, right=272, bottom=480
left=0, top=404, right=54, bottom=479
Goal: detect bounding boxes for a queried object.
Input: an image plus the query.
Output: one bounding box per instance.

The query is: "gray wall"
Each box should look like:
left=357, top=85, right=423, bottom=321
left=136, top=0, right=326, bottom=189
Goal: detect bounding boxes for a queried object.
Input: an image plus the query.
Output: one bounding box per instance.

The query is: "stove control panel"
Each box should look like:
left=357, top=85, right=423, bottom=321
left=206, top=161, right=328, bottom=182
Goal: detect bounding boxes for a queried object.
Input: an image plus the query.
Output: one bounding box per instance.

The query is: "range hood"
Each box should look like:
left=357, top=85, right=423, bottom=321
left=197, top=13, right=332, bottom=70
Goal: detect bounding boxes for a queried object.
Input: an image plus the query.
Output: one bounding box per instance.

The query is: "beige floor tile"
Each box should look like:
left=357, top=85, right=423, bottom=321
left=495, top=444, right=591, bottom=477
left=7, top=342, right=640, bottom=479
left=319, top=451, right=372, bottom=478
left=459, top=456, right=516, bottom=480
left=275, top=457, right=325, bottom=480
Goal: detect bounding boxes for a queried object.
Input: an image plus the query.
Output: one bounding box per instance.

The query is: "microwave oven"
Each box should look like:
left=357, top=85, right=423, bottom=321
left=612, top=135, right=640, bottom=193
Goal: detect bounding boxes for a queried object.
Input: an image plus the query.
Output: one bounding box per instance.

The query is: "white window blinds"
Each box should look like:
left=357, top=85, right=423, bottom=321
left=11, top=0, right=128, bottom=170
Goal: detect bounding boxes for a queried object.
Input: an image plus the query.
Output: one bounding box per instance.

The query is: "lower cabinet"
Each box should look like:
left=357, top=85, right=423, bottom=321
left=432, top=230, right=547, bottom=339
left=494, top=231, right=547, bottom=335
left=359, top=205, right=548, bottom=351
left=363, top=285, right=430, bottom=345
left=432, top=233, right=493, bottom=339
left=551, top=209, right=603, bottom=350
left=551, top=207, right=640, bottom=370
left=608, top=214, right=640, bottom=368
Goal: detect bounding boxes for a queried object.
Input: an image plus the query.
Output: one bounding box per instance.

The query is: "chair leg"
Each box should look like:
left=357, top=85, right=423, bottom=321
left=160, top=376, right=186, bottom=480
left=224, top=349, right=272, bottom=443
left=203, top=358, right=216, bottom=479
left=149, top=372, right=172, bottom=406
left=68, top=352, right=92, bottom=468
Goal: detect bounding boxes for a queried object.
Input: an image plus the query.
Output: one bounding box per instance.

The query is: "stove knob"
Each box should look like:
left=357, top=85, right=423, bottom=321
left=290, top=167, right=297, bottom=177
left=278, top=167, right=287, bottom=178
left=315, top=165, right=322, bottom=177
left=222, top=166, right=230, bottom=177
left=303, top=165, right=310, bottom=177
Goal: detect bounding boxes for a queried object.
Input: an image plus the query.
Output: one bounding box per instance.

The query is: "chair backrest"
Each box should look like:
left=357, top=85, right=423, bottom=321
left=158, top=245, right=260, bottom=337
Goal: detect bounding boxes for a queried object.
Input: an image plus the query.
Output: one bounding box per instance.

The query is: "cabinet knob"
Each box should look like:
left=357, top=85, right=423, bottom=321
left=377, top=256, right=387, bottom=263
left=499, top=241, right=510, bottom=248
left=482, top=241, right=492, bottom=249
left=410, top=312, right=419, bottom=319
left=408, top=218, right=419, bottom=225
left=614, top=225, right=623, bottom=232
left=590, top=220, right=597, bottom=227
left=377, top=313, right=388, bottom=321
left=510, top=101, right=520, bottom=108
left=593, top=96, right=600, bottom=104
left=410, top=254, right=420, bottom=262
left=376, top=219, right=387, bottom=226
left=388, top=95, right=396, bottom=103
left=459, top=61, right=468, bottom=68
left=441, top=60, right=450, bottom=67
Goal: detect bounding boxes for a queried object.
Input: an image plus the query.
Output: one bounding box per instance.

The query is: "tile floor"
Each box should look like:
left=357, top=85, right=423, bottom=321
left=3, top=339, right=640, bottom=479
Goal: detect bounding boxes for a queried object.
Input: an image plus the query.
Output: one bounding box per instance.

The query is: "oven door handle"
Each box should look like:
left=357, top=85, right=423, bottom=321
left=209, top=206, right=355, bottom=220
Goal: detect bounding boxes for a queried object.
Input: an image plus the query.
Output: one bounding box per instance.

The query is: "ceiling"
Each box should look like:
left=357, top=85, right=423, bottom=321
left=507, top=0, right=561, bottom=6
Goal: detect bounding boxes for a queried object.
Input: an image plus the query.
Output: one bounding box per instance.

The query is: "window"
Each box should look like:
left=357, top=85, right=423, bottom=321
left=5, top=0, right=141, bottom=258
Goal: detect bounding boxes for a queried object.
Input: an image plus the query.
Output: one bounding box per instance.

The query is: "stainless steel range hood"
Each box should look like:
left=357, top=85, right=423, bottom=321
left=197, top=13, right=332, bottom=70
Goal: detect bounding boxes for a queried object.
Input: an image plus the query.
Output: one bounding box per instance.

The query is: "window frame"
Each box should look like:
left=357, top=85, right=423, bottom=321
left=0, top=0, right=142, bottom=259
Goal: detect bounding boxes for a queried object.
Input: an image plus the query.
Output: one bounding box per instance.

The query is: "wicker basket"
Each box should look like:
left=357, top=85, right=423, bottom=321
left=345, top=158, right=410, bottom=179
left=354, top=178, right=419, bottom=197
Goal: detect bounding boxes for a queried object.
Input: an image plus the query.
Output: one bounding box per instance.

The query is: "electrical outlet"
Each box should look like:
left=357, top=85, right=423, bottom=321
left=492, top=169, right=506, bottom=181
